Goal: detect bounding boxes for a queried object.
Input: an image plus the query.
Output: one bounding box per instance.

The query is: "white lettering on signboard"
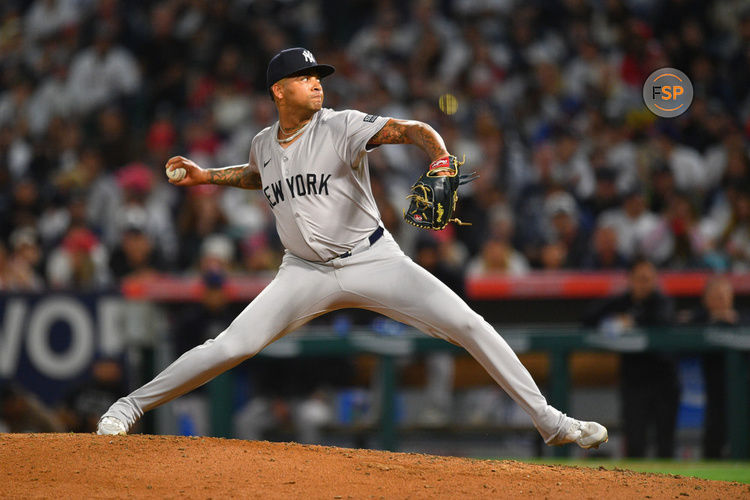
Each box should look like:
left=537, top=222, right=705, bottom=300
left=26, top=297, right=95, bottom=378
left=0, top=300, right=27, bottom=377
left=98, top=297, right=124, bottom=356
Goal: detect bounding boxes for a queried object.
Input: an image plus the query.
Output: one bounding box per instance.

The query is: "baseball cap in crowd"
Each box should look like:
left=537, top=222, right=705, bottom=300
left=201, top=234, right=234, bottom=263
left=544, top=191, right=579, bottom=219
left=266, top=47, right=335, bottom=92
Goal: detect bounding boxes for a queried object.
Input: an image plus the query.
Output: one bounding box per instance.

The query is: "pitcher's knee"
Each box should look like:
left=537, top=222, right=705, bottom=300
left=211, top=327, right=272, bottom=361
left=442, top=314, right=488, bottom=344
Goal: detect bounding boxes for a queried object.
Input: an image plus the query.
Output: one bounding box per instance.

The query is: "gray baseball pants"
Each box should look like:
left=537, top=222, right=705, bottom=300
left=104, top=231, right=569, bottom=442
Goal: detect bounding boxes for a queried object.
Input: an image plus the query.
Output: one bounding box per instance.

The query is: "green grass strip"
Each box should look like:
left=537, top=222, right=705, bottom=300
left=521, top=459, right=750, bottom=484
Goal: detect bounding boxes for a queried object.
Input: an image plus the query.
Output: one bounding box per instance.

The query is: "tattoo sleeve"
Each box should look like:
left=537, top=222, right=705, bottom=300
left=367, top=119, right=449, bottom=161
left=207, top=164, right=262, bottom=190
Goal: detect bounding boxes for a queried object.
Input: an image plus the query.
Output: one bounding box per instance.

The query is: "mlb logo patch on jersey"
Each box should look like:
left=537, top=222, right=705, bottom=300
left=363, top=114, right=378, bottom=123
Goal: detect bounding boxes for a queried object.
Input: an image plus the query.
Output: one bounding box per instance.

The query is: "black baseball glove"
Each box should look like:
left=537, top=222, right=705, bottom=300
left=403, top=155, right=478, bottom=230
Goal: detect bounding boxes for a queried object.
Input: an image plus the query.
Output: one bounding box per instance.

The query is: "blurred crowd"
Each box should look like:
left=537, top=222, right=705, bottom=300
left=1, top=0, right=749, bottom=292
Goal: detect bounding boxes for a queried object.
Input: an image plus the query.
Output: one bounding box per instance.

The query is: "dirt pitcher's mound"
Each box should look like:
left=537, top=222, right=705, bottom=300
left=1, top=434, right=748, bottom=499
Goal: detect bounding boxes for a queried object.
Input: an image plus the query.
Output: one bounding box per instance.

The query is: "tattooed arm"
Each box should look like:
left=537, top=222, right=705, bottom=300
left=206, top=164, right=262, bottom=189
left=165, top=156, right=262, bottom=190
left=366, top=119, right=449, bottom=161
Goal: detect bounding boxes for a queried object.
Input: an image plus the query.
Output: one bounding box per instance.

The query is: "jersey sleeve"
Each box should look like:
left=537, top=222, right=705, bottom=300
left=328, top=109, right=390, bottom=167
left=247, top=131, right=263, bottom=174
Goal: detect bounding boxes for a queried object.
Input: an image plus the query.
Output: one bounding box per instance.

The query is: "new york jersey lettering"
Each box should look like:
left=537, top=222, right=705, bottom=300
left=264, top=173, right=332, bottom=208
left=263, top=179, right=285, bottom=207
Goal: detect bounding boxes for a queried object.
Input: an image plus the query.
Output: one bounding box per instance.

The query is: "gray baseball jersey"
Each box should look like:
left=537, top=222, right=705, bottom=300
left=101, top=107, right=577, bottom=446
left=250, top=108, right=389, bottom=262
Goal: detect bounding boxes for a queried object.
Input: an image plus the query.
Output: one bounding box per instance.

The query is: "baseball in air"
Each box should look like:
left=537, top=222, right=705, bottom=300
left=167, top=167, right=186, bottom=181
left=438, top=93, right=458, bottom=115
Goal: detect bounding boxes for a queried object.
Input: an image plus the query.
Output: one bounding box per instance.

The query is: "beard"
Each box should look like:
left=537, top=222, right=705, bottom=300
left=309, top=95, right=324, bottom=110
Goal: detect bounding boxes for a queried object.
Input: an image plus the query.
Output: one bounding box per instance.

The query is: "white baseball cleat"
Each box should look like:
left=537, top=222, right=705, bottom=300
left=548, top=419, right=608, bottom=449
left=97, top=416, right=128, bottom=436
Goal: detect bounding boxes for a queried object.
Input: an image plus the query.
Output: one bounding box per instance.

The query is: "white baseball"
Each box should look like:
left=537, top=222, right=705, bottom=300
left=167, top=167, right=186, bottom=181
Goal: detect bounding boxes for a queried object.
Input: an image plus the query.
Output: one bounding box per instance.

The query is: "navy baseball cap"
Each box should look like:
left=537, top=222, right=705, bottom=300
left=266, top=47, right=335, bottom=91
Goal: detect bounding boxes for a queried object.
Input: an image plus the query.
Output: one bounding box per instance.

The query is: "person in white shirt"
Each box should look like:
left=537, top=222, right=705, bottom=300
left=66, top=25, right=141, bottom=116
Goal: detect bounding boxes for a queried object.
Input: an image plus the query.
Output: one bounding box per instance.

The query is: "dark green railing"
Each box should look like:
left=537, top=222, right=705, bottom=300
left=206, top=326, right=750, bottom=458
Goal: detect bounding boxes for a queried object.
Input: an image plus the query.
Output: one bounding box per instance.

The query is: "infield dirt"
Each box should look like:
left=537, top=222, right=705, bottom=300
left=1, top=433, right=748, bottom=499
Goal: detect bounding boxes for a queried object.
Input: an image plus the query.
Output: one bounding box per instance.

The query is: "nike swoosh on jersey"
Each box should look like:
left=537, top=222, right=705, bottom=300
left=263, top=159, right=271, bottom=168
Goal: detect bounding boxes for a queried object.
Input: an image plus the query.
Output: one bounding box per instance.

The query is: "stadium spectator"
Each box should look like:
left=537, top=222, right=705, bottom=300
left=36, top=187, right=79, bottom=248
left=598, top=187, right=669, bottom=264
left=453, top=174, right=508, bottom=257
left=465, top=201, right=528, bottom=276
left=77, top=145, right=120, bottom=238
left=680, top=275, right=747, bottom=459
left=46, top=226, right=110, bottom=289
left=648, top=162, right=677, bottom=215
left=138, top=3, right=188, bottom=116
left=552, top=130, right=594, bottom=199
left=703, top=124, right=747, bottom=193
left=584, top=257, right=678, bottom=458
left=145, top=114, right=178, bottom=169
left=26, top=62, right=72, bottom=137
left=580, top=166, right=622, bottom=228
left=5, top=178, right=42, bottom=241
left=5, top=226, right=44, bottom=291
left=515, top=142, right=560, bottom=263
left=108, top=218, right=162, bottom=281
left=0, top=74, right=34, bottom=131
left=177, top=185, right=230, bottom=270
left=538, top=240, right=568, bottom=270
left=467, top=237, right=529, bottom=277
left=172, top=268, right=238, bottom=361
left=112, top=162, right=178, bottom=266
left=24, top=0, right=81, bottom=44
left=198, top=233, right=235, bottom=275
left=582, top=224, right=628, bottom=270
left=657, top=192, right=712, bottom=269
left=717, top=186, right=750, bottom=272
left=95, top=106, right=137, bottom=171
left=651, top=124, right=707, bottom=193
left=66, top=23, right=141, bottom=116
left=596, top=120, right=639, bottom=196
left=702, top=153, right=749, bottom=252
left=542, top=191, right=589, bottom=269
left=210, top=46, right=254, bottom=135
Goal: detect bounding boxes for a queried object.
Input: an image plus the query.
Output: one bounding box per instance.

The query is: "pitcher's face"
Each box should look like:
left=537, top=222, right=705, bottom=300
left=276, top=73, right=324, bottom=112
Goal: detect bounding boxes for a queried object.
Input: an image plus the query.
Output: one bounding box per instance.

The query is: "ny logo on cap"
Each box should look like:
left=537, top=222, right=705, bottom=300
left=302, top=50, right=316, bottom=63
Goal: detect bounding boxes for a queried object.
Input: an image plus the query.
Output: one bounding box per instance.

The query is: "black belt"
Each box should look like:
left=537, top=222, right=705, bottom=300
left=338, top=226, right=384, bottom=259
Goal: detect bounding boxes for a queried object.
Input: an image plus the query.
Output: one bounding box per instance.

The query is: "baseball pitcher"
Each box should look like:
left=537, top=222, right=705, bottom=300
left=98, top=48, right=607, bottom=450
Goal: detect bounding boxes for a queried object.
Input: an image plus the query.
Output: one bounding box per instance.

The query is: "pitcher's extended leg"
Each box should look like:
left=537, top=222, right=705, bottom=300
left=336, top=236, right=569, bottom=442
left=103, top=255, right=341, bottom=431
